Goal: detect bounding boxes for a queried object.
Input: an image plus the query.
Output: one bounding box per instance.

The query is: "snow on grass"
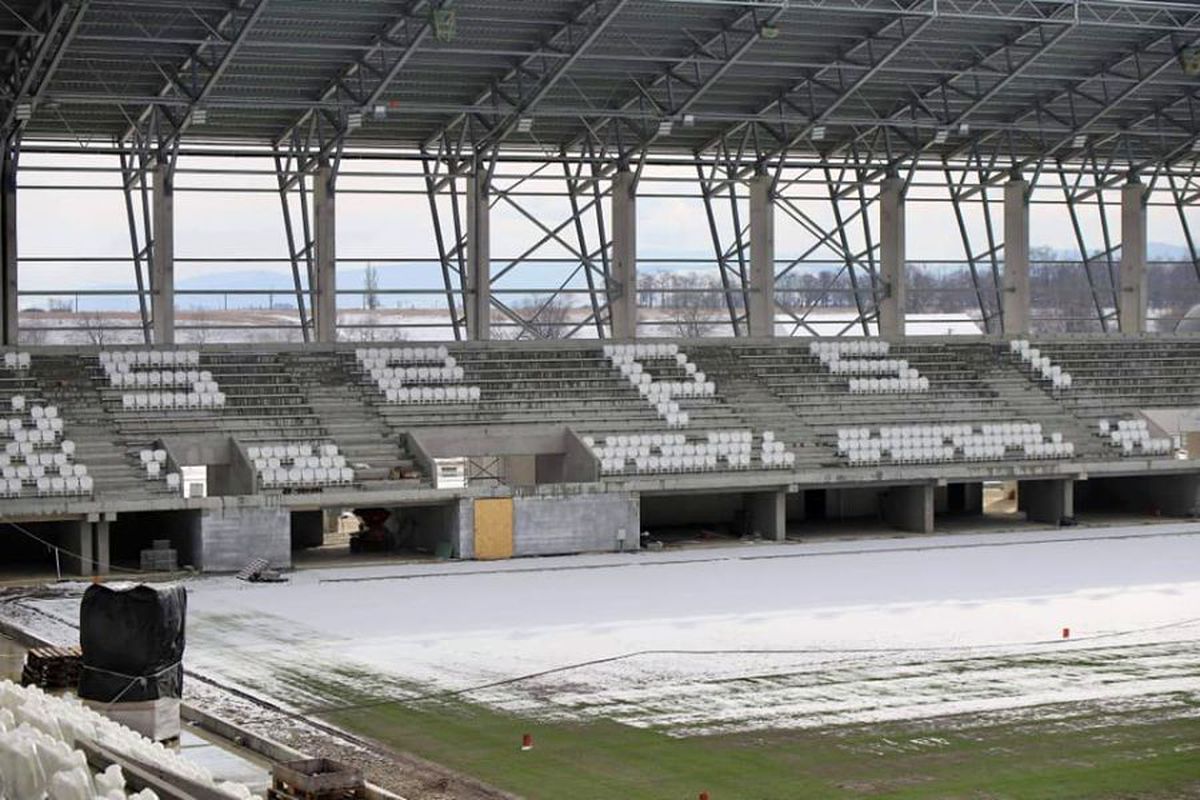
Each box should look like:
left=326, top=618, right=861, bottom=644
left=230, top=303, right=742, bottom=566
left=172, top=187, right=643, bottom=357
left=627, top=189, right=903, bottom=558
left=7, top=524, right=1200, bottom=737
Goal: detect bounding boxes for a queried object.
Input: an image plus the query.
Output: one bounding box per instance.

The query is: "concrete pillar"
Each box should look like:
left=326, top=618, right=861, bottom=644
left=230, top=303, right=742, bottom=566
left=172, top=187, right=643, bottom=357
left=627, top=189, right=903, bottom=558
left=1119, top=180, right=1148, bottom=333
left=879, top=177, right=906, bottom=338
left=1003, top=179, right=1030, bottom=334
left=466, top=167, right=491, bottom=340
left=313, top=161, right=337, bottom=342
left=1020, top=478, right=1074, bottom=525
left=748, top=173, right=775, bottom=337
left=94, top=518, right=110, bottom=576
left=150, top=165, right=175, bottom=344
left=748, top=489, right=786, bottom=542
left=610, top=170, right=638, bottom=339
left=882, top=483, right=933, bottom=533
left=2, top=141, right=17, bottom=345
left=65, top=519, right=93, bottom=576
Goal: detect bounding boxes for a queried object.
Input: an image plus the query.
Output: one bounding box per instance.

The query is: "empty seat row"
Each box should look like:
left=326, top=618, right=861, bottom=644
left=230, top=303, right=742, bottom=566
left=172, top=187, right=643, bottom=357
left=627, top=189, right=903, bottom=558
left=100, top=349, right=201, bottom=367
left=1, top=450, right=79, bottom=469
left=809, top=339, right=890, bottom=357
left=840, top=422, right=1073, bottom=465
left=107, top=370, right=214, bottom=388
left=1, top=352, right=31, bottom=370
left=604, top=343, right=680, bottom=360
left=1097, top=419, right=1177, bottom=456
left=848, top=376, right=930, bottom=393
left=0, top=474, right=93, bottom=497
left=383, top=385, right=481, bottom=404
left=368, top=365, right=465, bottom=384
left=3, top=462, right=88, bottom=479
left=120, top=391, right=227, bottom=410
left=260, top=465, right=355, bottom=488
left=248, top=443, right=339, bottom=460
left=1011, top=340, right=1073, bottom=390
left=253, top=455, right=346, bottom=471
left=356, top=346, right=448, bottom=364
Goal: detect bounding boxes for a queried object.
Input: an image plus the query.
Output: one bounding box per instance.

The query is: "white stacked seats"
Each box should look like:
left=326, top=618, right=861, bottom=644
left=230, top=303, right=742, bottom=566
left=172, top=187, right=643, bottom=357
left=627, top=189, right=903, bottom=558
left=584, top=428, right=793, bottom=475
left=838, top=422, right=1075, bottom=465
left=100, top=349, right=226, bottom=410
left=251, top=441, right=353, bottom=489
left=602, top=343, right=717, bottom=429
left=2, top=351, right=31, bottom=371
left=810, top=340, right=930, bottom=393
left=1097, top=418, right=1176, bottom=457
left=355, top=346, right=481, bottom=405
left=1010, top=339, right=1072, bottom=390
left=0, top=396, right=92, bottom=497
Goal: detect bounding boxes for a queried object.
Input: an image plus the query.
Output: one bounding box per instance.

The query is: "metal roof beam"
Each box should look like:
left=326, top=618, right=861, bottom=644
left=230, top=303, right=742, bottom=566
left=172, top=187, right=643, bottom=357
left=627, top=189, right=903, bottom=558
left=274, top=0, right=444, bottom=153
left=121, top=0, right=269, bottom=157
left=0, top=0, right=87, bottom=136
left=435, top=0, right=632, bottom=156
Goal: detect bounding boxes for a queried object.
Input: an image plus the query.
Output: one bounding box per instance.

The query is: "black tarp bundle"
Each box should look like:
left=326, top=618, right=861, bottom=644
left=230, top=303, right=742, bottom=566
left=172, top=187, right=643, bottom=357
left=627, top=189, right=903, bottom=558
left=78, top=582, right=186, bottom=703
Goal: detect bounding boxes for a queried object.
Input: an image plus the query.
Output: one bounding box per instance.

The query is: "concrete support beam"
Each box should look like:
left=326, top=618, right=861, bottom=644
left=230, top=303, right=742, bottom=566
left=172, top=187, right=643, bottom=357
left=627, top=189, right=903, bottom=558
left=882, top=483, right=933, bottom=533
left=748, top=174, right=775, bottom=337
left=313, top=162, right=337, bottom=343
left=749, top=489, right=787, bottom=541
left=1020, top=478, right=1074, bottom=525
left=610, top=170, right=638, bottom=339
left=466, top=167, right=491, bottom=340
left=66, top=519, right=93, bottom=576
left=879, top=177, right=906, bottom=338
left=1003, top=179, right=1030, bottom=334
left=1119, top=180, right=1148, bottom=333
left=1, top=142, right=16, bottom=345
left=94, top=519, right=110, bottom=576
left=151, top=165, right=175, bottom=345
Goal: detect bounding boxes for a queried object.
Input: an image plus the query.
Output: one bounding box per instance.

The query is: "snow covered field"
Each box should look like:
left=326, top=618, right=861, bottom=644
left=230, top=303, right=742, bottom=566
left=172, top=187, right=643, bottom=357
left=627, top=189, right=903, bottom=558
left=10, top=523, right=1200, bottom=737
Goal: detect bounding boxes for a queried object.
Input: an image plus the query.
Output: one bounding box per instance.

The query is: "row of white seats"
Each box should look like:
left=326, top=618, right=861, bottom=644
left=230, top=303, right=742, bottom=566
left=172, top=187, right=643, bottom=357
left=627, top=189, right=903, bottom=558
left=356, top=346, right=448, bottom=363
left=260, top=465, right=355, bottom=488
left=1098, top=418, right=1148, bottom=434
left=840, top=422, right=1045, bottom=442
left=600, top=452, right=764, bottom=475
left=121, top=391, right=227, bottom=410
left=100, top=349, right=201, bottom=366
left=4, top=426, right=61, bottom=445
left=3, top=440, right=75, bottom=459
left=1010, top=339, right=1073, bottom=390
left=1, top=450, right=80, bottom=469
left=383, top=385, right=482, bottom=404
left=368, top=365, right=465, bottom=383
left=249, top=443, right=340, bottom=460
left=6, top=402, right=56, bottom=419
left=604, top=343, right=680, bottom=360
left=826, top=359, right=915, bottom=376
left=809, top=340, right=890, bottom=357
left=848, top=377, right=930, bottom=393
left=0, top=474, right=94, bottom=496
left=1, top=352, right=30, bottom=370
left=3, top=462, right=88, bottom=479
left=254, top=454, right=347, bottom=471
left=605, top=346, right=705, bottom=429
left=593, top=440, right=752, bottom=461
left=107, top=370, right=215, bottom=389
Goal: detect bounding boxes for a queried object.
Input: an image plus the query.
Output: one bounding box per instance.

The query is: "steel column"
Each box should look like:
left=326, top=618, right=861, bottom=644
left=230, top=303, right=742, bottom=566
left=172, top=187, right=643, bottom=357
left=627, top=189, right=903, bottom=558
left=1003, top=179, right=1031, bottom=334
left=1119, top=180, right=1148, bottom=333
left=466, top=166, right=491, bottom=340
left=748, top=173, right=775, bottom=337
left=610, top=170, right=637, bottom=339
left=313, top=161, right=337, bottom=343
left=151, top=164, right=174, bottom=344
left=1, top=137, right=16, bottom=345
left=879, top=176, right=906, bottom=338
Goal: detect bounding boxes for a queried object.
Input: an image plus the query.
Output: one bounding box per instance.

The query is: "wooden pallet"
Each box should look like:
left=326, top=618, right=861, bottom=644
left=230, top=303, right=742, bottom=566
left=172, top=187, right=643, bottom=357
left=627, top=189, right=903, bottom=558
left=21, top=645, right=82, bottom=690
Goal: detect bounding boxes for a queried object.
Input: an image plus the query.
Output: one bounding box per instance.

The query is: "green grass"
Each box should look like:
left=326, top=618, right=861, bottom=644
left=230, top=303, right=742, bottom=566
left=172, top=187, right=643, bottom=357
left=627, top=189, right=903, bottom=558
left=325, top=696, right=1200, bottom=799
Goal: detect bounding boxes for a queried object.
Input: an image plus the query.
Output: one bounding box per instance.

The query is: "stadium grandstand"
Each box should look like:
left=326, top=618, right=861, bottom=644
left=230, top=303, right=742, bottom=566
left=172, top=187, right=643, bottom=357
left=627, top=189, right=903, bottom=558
left=0, top=0, right=1199, bottom=575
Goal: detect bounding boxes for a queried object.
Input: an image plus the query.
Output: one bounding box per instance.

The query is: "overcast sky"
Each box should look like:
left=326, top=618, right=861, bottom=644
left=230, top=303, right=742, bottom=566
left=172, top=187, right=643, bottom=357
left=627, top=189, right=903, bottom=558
left=14, top=151, right=1194, bottom=307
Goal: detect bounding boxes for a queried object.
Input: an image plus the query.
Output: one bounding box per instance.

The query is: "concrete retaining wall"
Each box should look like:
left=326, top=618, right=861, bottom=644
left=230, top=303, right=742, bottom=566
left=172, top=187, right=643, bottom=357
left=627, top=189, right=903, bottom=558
left=513, top=493, right=638, bottom=556
left=198, top=507, right=291, bottom=572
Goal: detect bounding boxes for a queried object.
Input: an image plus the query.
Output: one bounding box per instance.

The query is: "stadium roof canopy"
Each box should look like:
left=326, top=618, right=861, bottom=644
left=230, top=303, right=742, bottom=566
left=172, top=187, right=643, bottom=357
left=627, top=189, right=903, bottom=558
left=3, top=0, right=1200, bottom=168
